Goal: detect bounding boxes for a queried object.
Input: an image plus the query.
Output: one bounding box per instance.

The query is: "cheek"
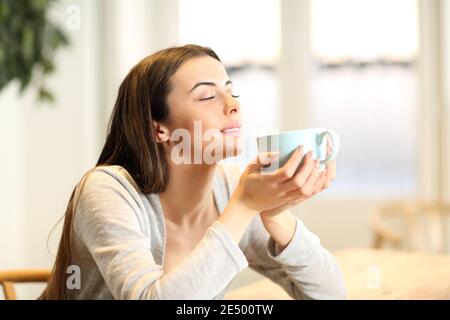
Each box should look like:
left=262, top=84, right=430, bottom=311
left=175, top=106, right=221, bottom=132
left=168, top=104, right=243, bottom=160
left=174, top=116, right=221, bottom=155
left=185, top=111, right=222, bottom=143
left=196, top=110, right=221, bottom=132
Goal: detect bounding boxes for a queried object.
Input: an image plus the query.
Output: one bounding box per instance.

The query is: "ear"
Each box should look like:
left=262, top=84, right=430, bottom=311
left=151, top=120, right=170, bottom=143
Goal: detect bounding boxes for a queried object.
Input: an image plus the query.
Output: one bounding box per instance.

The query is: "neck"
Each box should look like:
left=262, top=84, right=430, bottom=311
left=158, top=162, right=218, bottom=226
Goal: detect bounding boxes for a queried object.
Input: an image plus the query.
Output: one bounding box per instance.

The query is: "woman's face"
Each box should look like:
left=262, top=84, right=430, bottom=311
left=162, top=55, right=243, bottom=165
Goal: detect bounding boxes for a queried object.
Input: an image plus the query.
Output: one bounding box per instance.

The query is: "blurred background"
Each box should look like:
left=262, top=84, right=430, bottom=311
left=1, top=0, right=449, bottom=299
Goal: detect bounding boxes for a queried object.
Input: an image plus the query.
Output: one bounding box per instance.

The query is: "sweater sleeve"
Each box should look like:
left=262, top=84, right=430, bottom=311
left=244, top=213, right=347, bottom=300
left=72, top=170, right=248, bottom=300
left=221, top=164, right=347, bottom=300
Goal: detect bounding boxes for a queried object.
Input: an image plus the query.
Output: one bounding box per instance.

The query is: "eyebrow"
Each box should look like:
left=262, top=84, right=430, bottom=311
left=189, top=80, right=233, bottom=93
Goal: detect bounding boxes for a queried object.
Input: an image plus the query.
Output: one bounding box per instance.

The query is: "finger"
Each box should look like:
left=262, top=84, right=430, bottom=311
left=325, top=159, right=337, bottom=180
left=326, top=136, right=333, bottom=157
left=281, top=152, right=316, bottom=192
left=258, top=152, right=279, bottom=166
left=271, top=146, right=305, bottom=182
left=302, top=162, right=321, bottom=195
left=247, top=151, right=279, bottom=173
left=320, top=163, right=335, bottom=190
left=285, top=160, right=320, bottom=197
left=313, top=169, right=328, bottom=194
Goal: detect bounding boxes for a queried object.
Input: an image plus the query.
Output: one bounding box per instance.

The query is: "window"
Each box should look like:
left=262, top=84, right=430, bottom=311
left=309, top=0, right=419, bottom=197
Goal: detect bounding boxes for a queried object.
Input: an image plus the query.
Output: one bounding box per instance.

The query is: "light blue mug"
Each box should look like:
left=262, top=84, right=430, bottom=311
left=256, top=128, right=340, bottom=172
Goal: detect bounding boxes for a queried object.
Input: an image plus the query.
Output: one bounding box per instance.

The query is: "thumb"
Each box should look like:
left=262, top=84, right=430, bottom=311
left=247, top=152, right=279, bottom=173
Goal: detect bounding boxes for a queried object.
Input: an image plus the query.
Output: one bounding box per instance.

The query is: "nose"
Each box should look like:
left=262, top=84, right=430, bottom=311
left=224, top=95, right=240, bottom=116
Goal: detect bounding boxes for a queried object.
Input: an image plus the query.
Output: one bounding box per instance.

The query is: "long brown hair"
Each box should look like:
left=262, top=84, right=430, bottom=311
left=39, top=44, right=221, bottom=299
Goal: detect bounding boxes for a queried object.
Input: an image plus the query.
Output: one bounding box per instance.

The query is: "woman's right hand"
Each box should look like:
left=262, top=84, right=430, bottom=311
left=232, top=146, right=318, bottom=213
left=220, top=147, right=317, bottom=244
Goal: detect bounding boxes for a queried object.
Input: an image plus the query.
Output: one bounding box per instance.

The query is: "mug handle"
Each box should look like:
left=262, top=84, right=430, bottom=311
left=317, top=130, right=340, bottom=165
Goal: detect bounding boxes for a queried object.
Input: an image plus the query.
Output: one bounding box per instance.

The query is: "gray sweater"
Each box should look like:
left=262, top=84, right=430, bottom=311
left=68, top=164, right=346, bottom=300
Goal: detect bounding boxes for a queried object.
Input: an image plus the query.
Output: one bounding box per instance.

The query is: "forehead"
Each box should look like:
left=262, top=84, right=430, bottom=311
left=170, top=55, right=229, bottom=91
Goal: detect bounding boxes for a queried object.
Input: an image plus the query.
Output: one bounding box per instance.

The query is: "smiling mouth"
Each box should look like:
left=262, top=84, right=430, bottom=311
left=220, top=127, right=241, bottom=135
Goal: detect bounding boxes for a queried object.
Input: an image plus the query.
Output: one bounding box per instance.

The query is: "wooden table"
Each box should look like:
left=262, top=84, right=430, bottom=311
left=224, top=247, right=450, bottom=300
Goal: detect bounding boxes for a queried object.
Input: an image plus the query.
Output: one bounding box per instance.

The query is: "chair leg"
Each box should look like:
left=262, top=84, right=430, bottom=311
left=373, top=234, right=383, bottom=249
left=2, top=281, right=17, bottom=300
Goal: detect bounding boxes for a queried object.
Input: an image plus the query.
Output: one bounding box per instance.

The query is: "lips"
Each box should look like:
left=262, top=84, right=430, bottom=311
left=220, top=123, right=241, bottom=135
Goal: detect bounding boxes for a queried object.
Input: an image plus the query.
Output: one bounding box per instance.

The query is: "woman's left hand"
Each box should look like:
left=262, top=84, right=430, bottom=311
left=260, top=141, right=337, bottom=221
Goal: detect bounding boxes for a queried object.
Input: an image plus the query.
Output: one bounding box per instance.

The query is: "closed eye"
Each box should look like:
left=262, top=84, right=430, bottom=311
left=198, top=93, right=240, bottom=101
left=199, top=96, right=215, bottom=101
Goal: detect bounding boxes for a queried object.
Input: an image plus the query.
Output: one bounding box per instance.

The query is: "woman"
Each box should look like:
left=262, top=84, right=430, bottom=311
left=39, top=44, right=346, bottom=300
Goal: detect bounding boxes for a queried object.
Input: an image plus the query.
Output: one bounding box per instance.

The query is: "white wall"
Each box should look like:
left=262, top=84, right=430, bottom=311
left=0, top=84, right=26, bottom=270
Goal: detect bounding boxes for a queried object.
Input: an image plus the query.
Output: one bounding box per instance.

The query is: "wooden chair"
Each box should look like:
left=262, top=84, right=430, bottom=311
left=0, top=269, right=50, bottom=300
left=368, top=200, right=450, bottom=253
